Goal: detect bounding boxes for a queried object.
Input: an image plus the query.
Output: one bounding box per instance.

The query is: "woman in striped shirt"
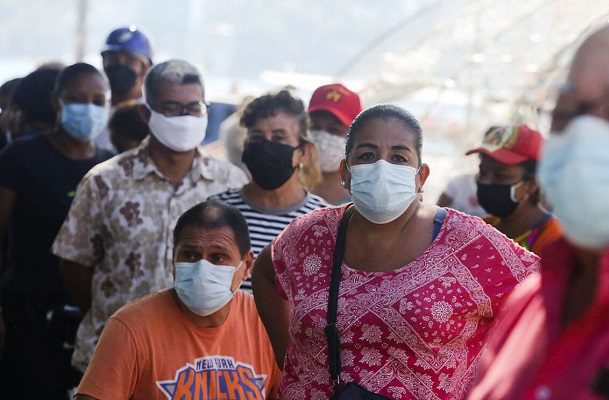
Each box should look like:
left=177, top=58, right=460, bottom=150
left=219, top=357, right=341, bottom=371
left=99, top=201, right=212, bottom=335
left=214, top=90, right=329, bottom=291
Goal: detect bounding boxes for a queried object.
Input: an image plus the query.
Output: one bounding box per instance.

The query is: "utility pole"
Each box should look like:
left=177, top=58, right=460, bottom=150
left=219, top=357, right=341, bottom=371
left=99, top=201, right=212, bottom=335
left=75, top=0, right=88, bottom=61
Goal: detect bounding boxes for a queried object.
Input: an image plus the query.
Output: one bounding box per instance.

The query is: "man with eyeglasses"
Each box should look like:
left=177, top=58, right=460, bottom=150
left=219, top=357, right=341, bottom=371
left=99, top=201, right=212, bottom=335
left=52, top=59, right=248, bottom=374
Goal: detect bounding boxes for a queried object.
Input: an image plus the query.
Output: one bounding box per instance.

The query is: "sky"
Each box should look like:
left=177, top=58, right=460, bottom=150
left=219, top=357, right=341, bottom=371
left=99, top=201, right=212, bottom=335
left=1, top=0, right=607, bottom=199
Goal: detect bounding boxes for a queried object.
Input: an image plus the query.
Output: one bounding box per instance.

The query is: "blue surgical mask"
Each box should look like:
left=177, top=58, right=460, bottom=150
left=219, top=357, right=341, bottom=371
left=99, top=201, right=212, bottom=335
left=174, top=259, right=243, bottom=316
left=538, top=115, right=609, bottom=249
left=60, top=103, right=108, bottom=141
left=348, top=160, right=419, bottom=224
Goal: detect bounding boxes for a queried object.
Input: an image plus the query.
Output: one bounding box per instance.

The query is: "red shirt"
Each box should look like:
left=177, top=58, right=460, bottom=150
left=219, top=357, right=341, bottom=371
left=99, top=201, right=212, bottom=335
left=272, top=206, right=538, bottom=399
left=468, top=238, right=609, bottom=400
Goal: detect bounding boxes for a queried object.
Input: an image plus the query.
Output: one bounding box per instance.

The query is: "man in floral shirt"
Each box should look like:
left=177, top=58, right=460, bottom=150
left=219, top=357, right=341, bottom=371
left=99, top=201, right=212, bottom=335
left=52, top=59, right=248, bottom=373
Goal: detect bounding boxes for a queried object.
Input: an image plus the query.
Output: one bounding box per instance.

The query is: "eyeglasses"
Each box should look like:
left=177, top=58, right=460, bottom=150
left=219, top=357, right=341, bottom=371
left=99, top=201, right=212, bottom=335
left=153, top=100, right=209, bottom=117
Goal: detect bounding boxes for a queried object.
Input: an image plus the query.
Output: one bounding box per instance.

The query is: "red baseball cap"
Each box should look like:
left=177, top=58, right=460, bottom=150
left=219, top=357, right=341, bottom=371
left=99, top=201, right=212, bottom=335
left=465, top=124, right=543, bottom=165
left=308, top=83, right=362, bottom=127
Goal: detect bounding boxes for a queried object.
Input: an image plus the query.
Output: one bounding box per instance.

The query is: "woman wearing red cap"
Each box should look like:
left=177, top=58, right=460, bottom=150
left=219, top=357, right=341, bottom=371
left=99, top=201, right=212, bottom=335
left=308, top=83, right=362, bottom=204
left=466, top=125, right=562, bottom=254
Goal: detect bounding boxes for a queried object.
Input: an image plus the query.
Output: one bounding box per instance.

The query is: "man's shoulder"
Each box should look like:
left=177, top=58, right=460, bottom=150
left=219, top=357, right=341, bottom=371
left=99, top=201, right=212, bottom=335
left=110, top=289, right=175, bottom=327
left=200, top=155, right=247, bottom=181
left=80, top=148, right=144, bottom=189
left=86, top=150, right=134, bottom=177
left=228, top=291, right=267, bottom=330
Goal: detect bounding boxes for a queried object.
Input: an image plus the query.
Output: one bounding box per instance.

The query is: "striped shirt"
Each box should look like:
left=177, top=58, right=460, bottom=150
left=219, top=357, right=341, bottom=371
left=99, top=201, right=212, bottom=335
left=213, top=188, right=329, bottom=291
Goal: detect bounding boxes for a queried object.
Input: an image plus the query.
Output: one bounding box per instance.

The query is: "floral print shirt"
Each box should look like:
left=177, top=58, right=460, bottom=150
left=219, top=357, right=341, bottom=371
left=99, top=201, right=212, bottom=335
left=52, top=138, right=248, bottom=372
left=272, top=206, right=539, bottom=399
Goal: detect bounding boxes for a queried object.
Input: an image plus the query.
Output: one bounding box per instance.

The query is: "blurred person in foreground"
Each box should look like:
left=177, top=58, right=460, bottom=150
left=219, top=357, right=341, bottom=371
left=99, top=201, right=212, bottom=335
left=74, top=200, right=280, bottom=400
left=0, top=62, right=114, bottom=399
left=213, top=90, right=328, bottom=291
left=108, top=102, right=149, bottom=153
left=52, top=59, right=247, bottom=373
left=253, top=104, right=539, bottom=399
left=308, top=83, right=362, bottom=205
left=96, top=25, right=153, bottom=151
left=466, top=124, right=562, bottom=254
left=467, top=24, right=609, bottom=399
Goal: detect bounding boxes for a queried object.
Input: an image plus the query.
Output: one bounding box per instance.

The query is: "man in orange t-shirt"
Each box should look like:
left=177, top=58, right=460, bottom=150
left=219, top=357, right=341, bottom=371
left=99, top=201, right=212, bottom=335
left=75, top=199, right=281, bottom=400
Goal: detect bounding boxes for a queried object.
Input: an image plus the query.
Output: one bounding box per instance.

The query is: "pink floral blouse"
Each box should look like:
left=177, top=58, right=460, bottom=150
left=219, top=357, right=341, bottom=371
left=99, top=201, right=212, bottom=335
left=272, top=205, right=539, bottom=399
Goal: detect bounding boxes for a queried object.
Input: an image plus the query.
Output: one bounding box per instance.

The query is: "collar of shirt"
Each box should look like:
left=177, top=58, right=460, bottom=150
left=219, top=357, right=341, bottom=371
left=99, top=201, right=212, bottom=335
left=131, top=137, right=216, bottom=183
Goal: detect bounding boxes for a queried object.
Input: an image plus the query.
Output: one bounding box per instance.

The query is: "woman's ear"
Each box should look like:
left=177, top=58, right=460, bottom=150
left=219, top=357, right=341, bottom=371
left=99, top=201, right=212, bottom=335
left=299, top=141, right=313, bottom=164
left=138, top=103, right=151, bottom=124
left=339, top=159, right=350, bottom=191
left=526, top=176, right=540, bottom=194
left=416, top=163, right=431, bottom=192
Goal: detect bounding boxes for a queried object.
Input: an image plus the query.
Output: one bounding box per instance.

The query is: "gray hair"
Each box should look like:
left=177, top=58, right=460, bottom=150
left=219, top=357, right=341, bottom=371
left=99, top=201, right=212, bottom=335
left=144, top=59, right=203, bottom=105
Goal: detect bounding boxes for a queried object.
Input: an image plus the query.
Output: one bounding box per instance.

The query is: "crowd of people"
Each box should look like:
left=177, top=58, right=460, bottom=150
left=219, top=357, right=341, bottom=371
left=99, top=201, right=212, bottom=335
left=0, top=21, right=608, bottom=400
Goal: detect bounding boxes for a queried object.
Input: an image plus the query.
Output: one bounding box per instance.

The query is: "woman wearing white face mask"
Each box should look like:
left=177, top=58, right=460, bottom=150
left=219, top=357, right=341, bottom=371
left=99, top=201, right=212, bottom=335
left=252, top=104, right=539, bottom=399
left=0, top=63, right=113, bottom=398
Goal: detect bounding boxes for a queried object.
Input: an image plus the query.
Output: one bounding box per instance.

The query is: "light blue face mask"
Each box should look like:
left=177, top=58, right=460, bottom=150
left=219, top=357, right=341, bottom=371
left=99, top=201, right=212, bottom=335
left=174, top=259, right=243, bottom=316
left=538, top=115, right=609, bottom=249
left=60, top=103, right=108, bottom=141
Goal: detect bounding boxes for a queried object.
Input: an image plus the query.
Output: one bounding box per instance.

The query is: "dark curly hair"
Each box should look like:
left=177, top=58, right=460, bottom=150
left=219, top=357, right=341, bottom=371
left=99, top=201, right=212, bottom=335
left=240, top=89, right=308, bottom=140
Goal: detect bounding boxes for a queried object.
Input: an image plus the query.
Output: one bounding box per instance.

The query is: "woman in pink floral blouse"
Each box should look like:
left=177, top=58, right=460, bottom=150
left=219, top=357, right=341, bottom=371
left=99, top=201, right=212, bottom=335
left=252, top=104, right=539, bottom=399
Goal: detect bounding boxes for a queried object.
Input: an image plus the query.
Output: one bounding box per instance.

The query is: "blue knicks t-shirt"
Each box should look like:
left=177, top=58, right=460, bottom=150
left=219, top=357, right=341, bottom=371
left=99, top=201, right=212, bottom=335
left=0, top=134, right=114, bottom=296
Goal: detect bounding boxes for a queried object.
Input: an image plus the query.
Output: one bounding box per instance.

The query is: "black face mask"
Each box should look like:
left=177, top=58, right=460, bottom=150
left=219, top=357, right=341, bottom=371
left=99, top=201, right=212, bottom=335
left=104, top=65, right=137, bottom=97
left=476, top=181, right=521, bottom=218
left=242, top=139, right=298, bottom=190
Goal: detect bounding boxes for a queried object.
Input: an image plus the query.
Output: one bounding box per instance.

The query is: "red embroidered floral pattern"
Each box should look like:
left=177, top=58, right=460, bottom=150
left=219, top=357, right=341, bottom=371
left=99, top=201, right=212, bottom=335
left=272, top=206, right=539, bottom=399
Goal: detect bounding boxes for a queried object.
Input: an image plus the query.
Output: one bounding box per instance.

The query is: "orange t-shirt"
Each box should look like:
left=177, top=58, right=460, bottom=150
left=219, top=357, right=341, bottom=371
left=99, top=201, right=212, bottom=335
left=77, top=289, right=281, bottom=400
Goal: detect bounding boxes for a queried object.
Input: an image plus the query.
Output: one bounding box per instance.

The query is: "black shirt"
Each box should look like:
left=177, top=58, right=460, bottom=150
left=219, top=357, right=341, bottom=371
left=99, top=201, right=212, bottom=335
left=0, top=134, right=114, bottom=297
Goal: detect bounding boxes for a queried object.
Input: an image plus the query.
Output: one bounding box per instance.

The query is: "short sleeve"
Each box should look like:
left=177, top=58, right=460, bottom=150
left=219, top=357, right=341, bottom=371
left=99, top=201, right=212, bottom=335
left=271, top=236, right=289, bottom=301
left=52, top=172, right=106, bottom=267
left=226, top=163, right=248, bottom=188
left=77, top=317, right=139, bottom=399
left=0, top=141, right=25, bottom=193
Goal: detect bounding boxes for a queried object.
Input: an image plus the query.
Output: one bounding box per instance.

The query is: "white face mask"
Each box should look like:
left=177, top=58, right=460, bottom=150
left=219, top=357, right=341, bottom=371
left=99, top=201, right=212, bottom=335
left=348, top=159, right=419, bottom=224
left=310, top=129, right=346, bottom=172
left=538, top=115, right=609, bottom=249
left=174, top=259, right=243, bottom=316
left=148, top=107, right=208, bottom=152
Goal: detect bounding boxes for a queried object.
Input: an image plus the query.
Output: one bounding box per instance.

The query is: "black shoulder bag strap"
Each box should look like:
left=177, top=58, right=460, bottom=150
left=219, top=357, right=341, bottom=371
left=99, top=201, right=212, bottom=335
left=325, top=205, right=355, bottom=390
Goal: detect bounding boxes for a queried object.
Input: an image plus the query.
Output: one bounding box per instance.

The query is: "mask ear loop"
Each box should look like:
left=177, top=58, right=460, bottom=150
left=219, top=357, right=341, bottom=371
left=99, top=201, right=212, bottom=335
left=231, top=260, right=247, bottom=293
left=415, top=164, right=423, bottom=195
left=510, top=180, right=525, bottom=203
